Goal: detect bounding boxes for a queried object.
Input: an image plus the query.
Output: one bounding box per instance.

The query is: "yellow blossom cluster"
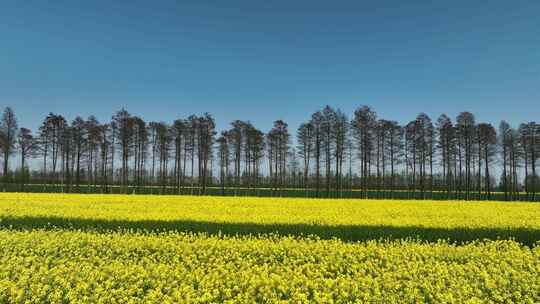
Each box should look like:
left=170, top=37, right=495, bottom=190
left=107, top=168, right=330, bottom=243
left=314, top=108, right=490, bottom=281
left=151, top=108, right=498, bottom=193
left=0, top=193, right=538, bottom=303
left=0, top=230, right=538, bottom=303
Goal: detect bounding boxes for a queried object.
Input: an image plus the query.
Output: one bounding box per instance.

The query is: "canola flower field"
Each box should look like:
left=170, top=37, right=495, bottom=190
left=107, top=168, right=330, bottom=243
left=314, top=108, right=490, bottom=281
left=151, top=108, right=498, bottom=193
left=0, top=193, right=539, bottom=303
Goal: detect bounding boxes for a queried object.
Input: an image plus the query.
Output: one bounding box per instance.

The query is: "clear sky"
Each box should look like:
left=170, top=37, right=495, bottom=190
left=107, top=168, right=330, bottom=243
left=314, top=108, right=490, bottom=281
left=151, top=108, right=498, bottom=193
left=1, top=0, right=539, bottom=134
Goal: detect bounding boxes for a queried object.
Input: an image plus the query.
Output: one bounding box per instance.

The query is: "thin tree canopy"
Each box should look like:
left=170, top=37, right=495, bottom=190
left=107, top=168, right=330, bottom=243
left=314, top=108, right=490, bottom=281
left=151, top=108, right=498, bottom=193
left=1, top=105, right=538, bottom=201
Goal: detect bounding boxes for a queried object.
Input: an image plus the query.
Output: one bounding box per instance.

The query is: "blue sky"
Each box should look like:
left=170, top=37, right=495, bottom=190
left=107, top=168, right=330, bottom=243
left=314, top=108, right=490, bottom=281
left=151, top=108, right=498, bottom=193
left=1, top=0, right=539, bottom=133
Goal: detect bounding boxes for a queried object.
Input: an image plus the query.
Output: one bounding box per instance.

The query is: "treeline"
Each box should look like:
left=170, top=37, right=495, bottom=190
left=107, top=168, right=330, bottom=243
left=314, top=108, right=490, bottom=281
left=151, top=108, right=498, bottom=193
left=0, top=105, right=538, bottom=201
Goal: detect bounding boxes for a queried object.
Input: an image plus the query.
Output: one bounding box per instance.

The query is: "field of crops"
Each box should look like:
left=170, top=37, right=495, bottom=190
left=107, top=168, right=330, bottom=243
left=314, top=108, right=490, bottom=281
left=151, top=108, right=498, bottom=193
left=6, top=183, right=540, bottom=201
left=0, top=193, right=539, bottom=303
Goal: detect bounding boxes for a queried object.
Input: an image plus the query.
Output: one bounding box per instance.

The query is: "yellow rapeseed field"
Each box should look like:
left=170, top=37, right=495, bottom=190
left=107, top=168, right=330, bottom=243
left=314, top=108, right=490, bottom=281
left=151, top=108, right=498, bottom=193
left=1, top=193, right=539, bottom=243
left=0, top=193, right=539, bottom=303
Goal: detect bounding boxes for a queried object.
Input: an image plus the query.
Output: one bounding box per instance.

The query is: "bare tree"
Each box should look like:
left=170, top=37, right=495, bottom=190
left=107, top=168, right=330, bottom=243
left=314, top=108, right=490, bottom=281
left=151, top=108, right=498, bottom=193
left=519, top=122, right=539, bottom=199
left=195, top=113, right=216, bottom=194
left=40, top=113, right=67, bottom=184
left=333, top=110, right=348, bottom=196
left=321, top=106, right=336, bottom=196
left=297, top=122, right=314, bottom=191
left=533, top=123, right=540, bottom=199
left=112, top=109, right=134, bottom=192
left=404, top=120, right=418, bottom=196
left=186, top=115, right=198, bottom=193
left=154, top=122, right=171, bottom=191
left=437, top=114, right=455, bottom=198
left=131, top=117, right=148, bottom=189
left=229, top=120, right=245, bottom=187
left=87, top=116, right=103, bottom=187
left=385, top=121, right=402, bottom=195
left=415, top=113, right=434, bottom=198
left=456, top=112, right=476, bottom=199
left=71, top=116, right=87, bottom=190
left=245, top=124, right=265, bottom=189
left=171, top=119, right=187, bottom=192
left=17, top=127, right=37, bottom=189
left=352, top=106, right=376, bottom=198
left=267, top=120, right=290, bottom=194
left=374, top=120, right=385, bottom=194
left=310, top=111, right=323, bottom=197
left=477, top=123, right=497, bottom=198
left=98, top=123, right=112, bottom=191
left=60, top=125, right=73, bottom=191
left=499, top=121, right=511, bottom=200
left=217, top=132, right=230, bottom=195
left=506, top=125, right=521, bottom=200
left=0, top=107, right=18, bottom=181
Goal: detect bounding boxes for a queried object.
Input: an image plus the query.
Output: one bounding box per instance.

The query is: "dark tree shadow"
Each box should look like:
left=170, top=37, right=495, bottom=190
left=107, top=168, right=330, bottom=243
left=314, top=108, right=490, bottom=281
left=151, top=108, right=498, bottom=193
left=1, top=215, right=538, bottom=246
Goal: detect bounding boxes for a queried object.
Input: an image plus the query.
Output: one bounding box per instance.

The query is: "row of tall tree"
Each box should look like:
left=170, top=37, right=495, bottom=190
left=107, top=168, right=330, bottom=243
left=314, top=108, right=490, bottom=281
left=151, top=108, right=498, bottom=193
left=0, top=106, right=538, bottom=200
